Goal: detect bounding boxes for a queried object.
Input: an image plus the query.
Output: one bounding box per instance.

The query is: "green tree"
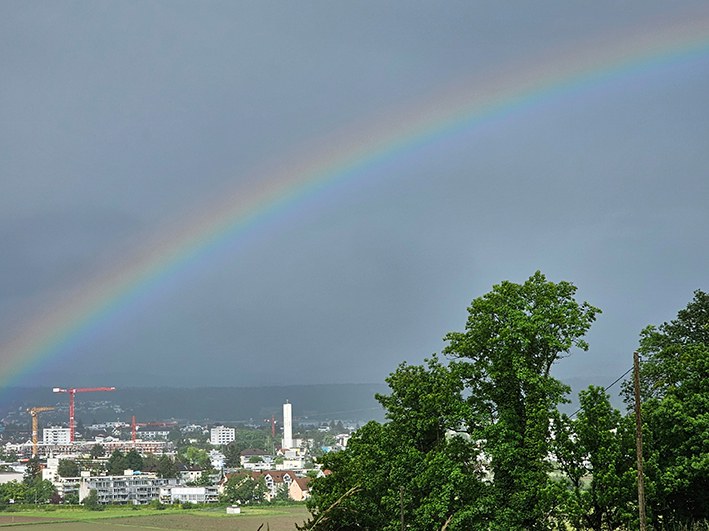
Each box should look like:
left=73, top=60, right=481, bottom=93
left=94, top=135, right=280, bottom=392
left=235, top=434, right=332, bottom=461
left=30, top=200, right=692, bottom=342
left=124, top=449, right=144, bottom=471
left=223, top=442, right=242, bottom=468
left=23, top=456, right=42, bottom=485
left=106, top=450, right=127, bottom=475
left=57, top=459, right=80, bottom=478
left=89, top=444, right=105, bottom=459
left=629, top=290, right=709, bottom=526
left=63, top=492, right=79, bottom=504
left=156, top=455, right=179, bottom=478
left=222, top=472, right=267, bottom=504
left=303, top=357, right=486, bottom=530
left=181, top=446, right=211, bottom=469
left=27, top=480, right=56, bottom=504
left=273, top=483, right=290, bottom=502
left=0, top=480, right=28, bottom=503
left=552, top=386, right=636, bottom=530
left=83, top=488, right=103, bottom=510
left=444, top=271, right=599, bottom=529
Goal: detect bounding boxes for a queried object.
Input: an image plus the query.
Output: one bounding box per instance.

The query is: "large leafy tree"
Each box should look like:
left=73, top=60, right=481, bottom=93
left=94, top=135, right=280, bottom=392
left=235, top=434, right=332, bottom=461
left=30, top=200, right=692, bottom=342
left=222, top=472, right=267, bottom=504
left=444, top=271, right=599, bottom=529
left=552, top=386, right=636, bottom=530
left=631, top=290, right=709, bottom=526
left=302, top=356, right=486, bottom=530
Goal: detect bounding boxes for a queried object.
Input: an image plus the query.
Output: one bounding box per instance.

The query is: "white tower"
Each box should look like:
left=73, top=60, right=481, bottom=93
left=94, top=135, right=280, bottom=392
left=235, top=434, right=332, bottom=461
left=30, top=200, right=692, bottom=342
left=282, top=401, right=293, bottom=449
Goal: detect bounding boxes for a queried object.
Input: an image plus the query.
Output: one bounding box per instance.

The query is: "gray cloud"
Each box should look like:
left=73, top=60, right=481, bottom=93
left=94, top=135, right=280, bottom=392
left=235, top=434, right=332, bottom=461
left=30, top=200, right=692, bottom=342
left=1, top=1, right=708, bottom=399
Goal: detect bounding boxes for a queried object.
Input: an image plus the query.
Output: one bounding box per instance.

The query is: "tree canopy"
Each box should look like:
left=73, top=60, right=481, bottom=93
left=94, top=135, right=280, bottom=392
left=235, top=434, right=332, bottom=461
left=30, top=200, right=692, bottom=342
left=633, top=290, right=709, bottom=525
left=444, top=271, right=599, bottom=529
left=301, top=275, right=706, bottom=529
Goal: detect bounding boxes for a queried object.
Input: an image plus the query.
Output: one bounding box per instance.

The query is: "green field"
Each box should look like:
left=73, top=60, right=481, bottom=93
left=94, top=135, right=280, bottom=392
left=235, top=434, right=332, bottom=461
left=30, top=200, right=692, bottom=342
left=0, top=505, right=310, bottom=530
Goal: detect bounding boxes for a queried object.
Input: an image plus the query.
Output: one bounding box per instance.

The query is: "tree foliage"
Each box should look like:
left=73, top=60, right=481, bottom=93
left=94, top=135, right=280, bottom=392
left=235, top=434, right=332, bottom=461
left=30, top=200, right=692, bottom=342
left=552, top=386, right=636, bottom=530
left=444, top=271, right=599, bottom=529
left=89, top=444, right=105, bottom=459
left=631, top=290, right=709, bottom=526
left=303, top=356, right=486, bottom=530
left=222, top=472, right=267, bottom=504
left=301, top=275, right=707, bottom=530
left=57, top=459, right=80, bottom=478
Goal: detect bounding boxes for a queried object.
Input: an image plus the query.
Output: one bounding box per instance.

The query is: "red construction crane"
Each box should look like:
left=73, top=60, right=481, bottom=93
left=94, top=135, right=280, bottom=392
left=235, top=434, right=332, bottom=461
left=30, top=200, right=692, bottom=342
left=53, top=387, right=116, bottom=442
left=264, top=415, right=277, bottom=438
left=130, top=415, right=177, bottom=443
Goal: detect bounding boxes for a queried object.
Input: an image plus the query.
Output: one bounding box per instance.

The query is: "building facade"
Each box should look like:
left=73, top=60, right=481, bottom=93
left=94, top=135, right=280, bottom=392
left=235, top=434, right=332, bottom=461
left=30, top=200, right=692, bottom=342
left=159, top=486, right=219, bottom=504
left=79, top=472, right=178, bottom=505
left=210, top=426, right=235, bottom=446
left=43, top=427, right=71, bottom=445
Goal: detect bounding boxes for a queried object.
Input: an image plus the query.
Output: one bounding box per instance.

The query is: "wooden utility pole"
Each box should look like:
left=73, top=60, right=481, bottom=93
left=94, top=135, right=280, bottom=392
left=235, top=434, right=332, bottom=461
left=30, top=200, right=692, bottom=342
left=633, top=351, right=647, bottom=531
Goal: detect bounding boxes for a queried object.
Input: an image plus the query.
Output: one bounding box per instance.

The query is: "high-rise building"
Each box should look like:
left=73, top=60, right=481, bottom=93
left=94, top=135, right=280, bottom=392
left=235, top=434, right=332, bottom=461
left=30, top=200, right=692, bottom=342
left=43, top=426, right=71, bottom=445
left=210, top=425, right=235, bottom=446
left=282, top=401, right=293, bottom=449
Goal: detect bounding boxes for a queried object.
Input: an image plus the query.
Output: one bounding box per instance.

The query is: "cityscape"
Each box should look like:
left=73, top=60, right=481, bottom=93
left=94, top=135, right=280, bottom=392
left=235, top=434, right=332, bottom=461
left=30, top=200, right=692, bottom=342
left=1, top=392, right=355, bottom=507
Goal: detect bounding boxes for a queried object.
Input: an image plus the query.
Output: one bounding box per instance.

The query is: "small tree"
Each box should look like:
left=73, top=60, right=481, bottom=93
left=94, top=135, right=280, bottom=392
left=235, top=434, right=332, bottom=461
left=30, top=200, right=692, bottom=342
left=106, top=450, right=126, bottom=475
left=57, top=459, right=80, bottom=478
left=124, top=449, right=144, bottom=471
left=156, top=455, right=178, bottom=478
left=89, top=444, right=105, bottom=459
left=83, top=489, right=103, bottom=510
left=23, top=456, right=42, bottom=485
left=553, top=386, right=636, bottom=530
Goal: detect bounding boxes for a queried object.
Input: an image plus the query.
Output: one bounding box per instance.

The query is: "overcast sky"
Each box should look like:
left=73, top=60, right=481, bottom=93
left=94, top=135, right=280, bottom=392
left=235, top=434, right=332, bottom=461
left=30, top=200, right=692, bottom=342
left=1, top=2, right=708, bottom=397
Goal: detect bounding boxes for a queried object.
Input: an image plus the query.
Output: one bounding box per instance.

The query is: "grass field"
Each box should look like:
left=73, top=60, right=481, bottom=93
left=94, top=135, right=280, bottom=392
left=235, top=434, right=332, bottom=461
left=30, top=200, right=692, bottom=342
left=0, top=505, right=310, bottom=530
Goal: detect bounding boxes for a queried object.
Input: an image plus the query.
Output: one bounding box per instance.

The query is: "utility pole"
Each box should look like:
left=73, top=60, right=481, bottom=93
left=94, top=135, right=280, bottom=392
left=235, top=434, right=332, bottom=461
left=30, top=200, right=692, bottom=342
left=633, top=351, right=647, bottom=531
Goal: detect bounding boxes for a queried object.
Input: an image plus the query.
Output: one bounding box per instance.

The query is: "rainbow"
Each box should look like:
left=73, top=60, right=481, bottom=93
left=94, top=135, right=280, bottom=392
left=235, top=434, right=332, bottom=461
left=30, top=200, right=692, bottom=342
left=2, top=15, right=709, bottom=389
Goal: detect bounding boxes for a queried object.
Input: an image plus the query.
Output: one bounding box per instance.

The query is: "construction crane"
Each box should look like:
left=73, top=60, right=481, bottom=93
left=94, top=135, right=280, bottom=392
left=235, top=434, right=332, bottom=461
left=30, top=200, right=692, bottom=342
left=264, top=415, right=277, bottom=438
left=28, top=406, right=55, bottom=458
left=130, top=415, right=177, bottom=443
left=52, top=387, right=116, bottom=442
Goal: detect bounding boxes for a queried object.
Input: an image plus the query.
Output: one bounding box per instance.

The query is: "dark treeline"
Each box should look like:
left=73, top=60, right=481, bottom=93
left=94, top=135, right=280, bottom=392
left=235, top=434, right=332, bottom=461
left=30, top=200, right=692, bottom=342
left=0, top=384, right=387, bottom=424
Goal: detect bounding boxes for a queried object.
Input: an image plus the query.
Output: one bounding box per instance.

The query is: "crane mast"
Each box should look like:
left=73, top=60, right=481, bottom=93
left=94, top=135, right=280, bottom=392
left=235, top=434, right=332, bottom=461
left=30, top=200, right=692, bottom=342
left=53, top=387, right=116, bottom=442
left=28, top=406, right=55, bottom=458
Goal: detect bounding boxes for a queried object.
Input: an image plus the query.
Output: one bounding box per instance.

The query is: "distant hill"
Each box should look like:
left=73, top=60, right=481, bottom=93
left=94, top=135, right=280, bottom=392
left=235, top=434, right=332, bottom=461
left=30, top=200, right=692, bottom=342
left=0, top=384, right=388, bottom=425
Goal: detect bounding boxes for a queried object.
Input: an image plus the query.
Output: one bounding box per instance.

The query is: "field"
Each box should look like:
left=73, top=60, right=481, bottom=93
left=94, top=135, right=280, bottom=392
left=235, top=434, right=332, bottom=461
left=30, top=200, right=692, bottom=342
left=0, top=505, right=310, bottom=530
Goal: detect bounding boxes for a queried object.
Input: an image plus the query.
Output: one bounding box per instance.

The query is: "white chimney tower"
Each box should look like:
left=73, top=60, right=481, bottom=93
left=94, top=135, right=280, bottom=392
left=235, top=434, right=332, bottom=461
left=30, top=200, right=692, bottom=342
left=282, top=401, right=293, bottom=449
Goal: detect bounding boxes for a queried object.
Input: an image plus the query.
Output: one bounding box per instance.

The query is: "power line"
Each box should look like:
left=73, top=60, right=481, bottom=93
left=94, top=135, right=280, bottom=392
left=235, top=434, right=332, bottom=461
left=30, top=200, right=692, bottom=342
left=568, top=365, right=633, bottom=419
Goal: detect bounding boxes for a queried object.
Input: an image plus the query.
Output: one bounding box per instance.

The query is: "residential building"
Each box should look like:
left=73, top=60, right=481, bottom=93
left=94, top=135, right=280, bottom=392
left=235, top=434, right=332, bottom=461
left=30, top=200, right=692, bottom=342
left=288, top=476, right=311, bottom=501
left=210, top=426, right=235, bottom=446
left=43, top=427, right=71, bottom=445
left=159, top=486, right=219, bottom=504
left=78, top=471, right=178, bottom=505
left=251, top=470, right=296, bottom=501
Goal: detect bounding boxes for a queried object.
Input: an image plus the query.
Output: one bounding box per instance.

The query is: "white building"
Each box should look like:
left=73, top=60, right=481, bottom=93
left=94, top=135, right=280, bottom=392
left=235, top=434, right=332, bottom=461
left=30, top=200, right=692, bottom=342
left=210, top=425, right=235, bottom=446
left=79, top=471, right=178, bottom=505
left=43, top=427, right=71, bottom=445
left=282, top=401, right=293, bottom=450
left=159, top=485, right=219, bottom=504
